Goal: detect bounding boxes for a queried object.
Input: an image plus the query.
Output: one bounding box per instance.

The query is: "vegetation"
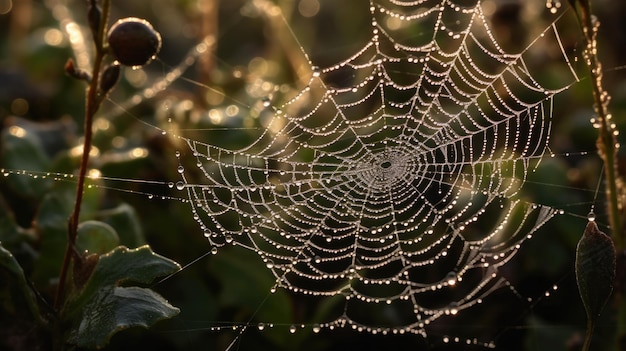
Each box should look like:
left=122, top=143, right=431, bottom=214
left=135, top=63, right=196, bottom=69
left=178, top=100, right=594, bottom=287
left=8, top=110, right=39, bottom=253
left=0, top=0, right=624, bottom=350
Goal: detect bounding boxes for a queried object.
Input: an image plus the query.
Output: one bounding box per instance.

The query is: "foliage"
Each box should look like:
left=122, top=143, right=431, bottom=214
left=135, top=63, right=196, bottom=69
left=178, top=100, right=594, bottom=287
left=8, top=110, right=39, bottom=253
left=0, top=0, right=625, bottom=350
left=1, top=1, right=179, bottom=349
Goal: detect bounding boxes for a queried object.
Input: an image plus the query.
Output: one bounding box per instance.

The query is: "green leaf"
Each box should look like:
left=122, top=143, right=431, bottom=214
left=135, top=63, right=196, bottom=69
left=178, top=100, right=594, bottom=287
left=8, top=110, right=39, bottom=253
left=67, top=286, right=179, bottom=348
left=32, top=190, right=74, bottom=287
left=32, top=186, right=104, bottom=286
left=64, top=245, right=180, bottom=348
left=0, top=211, right=21, bottom=245
left=76, top=220, right=120, bottom=255
left=0, top=243, right=41, bottom=320
left=576, top=221, right=616, bottom=322
left=97, top=203, right=145, bottom=248
left=86, top=245, right=180, bottom=289
left=0, top=127, right=51, bottom=198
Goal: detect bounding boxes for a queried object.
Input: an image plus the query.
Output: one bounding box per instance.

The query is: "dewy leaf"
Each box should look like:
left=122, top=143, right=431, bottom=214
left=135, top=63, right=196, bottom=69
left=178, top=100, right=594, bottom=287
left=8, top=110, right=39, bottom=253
left=68, top=286, right=178, bottom=348
left=576, top=221, right=616, bottom=322
left=81, top=245, right=180, bottom=291
left=65, top=245, right=181, bottom=348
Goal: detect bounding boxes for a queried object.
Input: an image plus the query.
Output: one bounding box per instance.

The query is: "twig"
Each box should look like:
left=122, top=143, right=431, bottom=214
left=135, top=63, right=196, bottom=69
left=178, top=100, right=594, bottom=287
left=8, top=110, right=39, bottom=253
left=54, top=0, right=112, bottom=311
left=569, top=0, right=625, bottom=349
left=570, top=0, right=623, bottom=247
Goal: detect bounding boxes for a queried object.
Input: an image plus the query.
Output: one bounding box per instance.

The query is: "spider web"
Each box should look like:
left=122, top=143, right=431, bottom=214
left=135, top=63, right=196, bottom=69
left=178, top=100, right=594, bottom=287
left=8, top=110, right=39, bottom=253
left=12, top=0, right=593, bottom=348
left=165, top=0, right=582, bottom=341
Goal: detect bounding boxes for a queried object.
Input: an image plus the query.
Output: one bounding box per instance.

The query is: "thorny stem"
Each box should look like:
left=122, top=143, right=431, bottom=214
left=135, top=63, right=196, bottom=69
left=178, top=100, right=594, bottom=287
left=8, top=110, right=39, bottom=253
left=54, top=0, right=111, bottom=311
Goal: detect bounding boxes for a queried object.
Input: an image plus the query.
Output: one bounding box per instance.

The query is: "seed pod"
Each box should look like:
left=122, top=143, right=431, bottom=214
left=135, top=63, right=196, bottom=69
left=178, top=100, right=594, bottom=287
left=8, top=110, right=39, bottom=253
left=99, top=62, right=120, bottom=97
left=107, top=17, right=162, bottom=67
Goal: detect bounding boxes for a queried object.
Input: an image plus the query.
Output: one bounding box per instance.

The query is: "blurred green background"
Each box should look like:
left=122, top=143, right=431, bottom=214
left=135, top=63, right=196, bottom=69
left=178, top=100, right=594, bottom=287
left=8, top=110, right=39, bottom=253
left=1, top=0, right=625, bottom=350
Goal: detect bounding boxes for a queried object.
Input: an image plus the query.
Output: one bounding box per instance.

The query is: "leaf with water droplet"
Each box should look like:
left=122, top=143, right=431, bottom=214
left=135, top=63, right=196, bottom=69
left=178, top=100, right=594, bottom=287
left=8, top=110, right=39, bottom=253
left=576, top=221, right=615, bottom=323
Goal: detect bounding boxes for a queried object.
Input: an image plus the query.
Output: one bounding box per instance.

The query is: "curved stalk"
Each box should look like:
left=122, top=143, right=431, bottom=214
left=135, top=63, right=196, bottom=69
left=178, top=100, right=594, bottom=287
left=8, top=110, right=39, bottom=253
left=54, top=0, right=111, bottom=311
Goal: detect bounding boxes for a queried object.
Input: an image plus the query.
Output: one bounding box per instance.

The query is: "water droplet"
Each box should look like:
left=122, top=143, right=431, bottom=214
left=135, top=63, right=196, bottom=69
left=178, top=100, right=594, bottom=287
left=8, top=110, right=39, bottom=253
left=311, top=66, right=321, bottom=77
left=176, top=181, right=185, bottom=190
left=177, top=165, right=185, bottom=174
left=262, top=97, right=271, bottom=107
left=587, top=211, right=596, bottom=222
left=446, top=272, right=457, bottom=286
left=211, top=247, right=218, bottom=255
left=289, top=325, right=297, bottom=333
left=448, top=302, right=459, bottom=315
left=257, top=323, right=265, bottom=331
left=266, top=260, right=274, bottom=269
left=312, top=324, right=321, bottom=333
left=167, top=182, right=174, bottom=189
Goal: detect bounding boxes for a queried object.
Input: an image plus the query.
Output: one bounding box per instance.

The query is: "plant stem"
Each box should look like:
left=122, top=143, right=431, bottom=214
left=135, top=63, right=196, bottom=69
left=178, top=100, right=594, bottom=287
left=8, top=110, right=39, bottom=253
left=581, top=319, right=595, bottom=351
left=573, top=0, right=624, bottom=247
left=570, top=0, right=625, bottom=349
left=54, top=0, right=111, bottom=311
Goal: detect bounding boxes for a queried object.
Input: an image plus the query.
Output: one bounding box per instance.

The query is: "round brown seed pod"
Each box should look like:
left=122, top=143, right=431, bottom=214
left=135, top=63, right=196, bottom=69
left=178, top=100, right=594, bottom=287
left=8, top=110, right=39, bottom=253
left=107, top=17, right=161, bottom=67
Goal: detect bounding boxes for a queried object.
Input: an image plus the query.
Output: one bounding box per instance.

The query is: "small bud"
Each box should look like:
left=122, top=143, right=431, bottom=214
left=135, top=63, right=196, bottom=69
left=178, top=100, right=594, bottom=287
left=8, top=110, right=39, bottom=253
left=107, top=17, right=162, bottom=67
left=99, top=62, right=121, bottom=97
left=87, top=0, right=102, bottom=43
left=64, top=58, right=92, bottom=81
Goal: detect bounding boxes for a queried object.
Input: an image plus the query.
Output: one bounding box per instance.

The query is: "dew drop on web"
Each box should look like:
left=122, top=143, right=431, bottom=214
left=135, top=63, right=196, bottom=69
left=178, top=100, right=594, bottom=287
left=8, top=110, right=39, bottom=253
left=587, top=210, right=596, bottom=222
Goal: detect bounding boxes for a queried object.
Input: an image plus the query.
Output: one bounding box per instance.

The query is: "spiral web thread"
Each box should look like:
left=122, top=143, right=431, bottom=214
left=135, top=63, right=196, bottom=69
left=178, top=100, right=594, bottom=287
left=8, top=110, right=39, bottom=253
left=176, top=0, right=580, bottom=341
